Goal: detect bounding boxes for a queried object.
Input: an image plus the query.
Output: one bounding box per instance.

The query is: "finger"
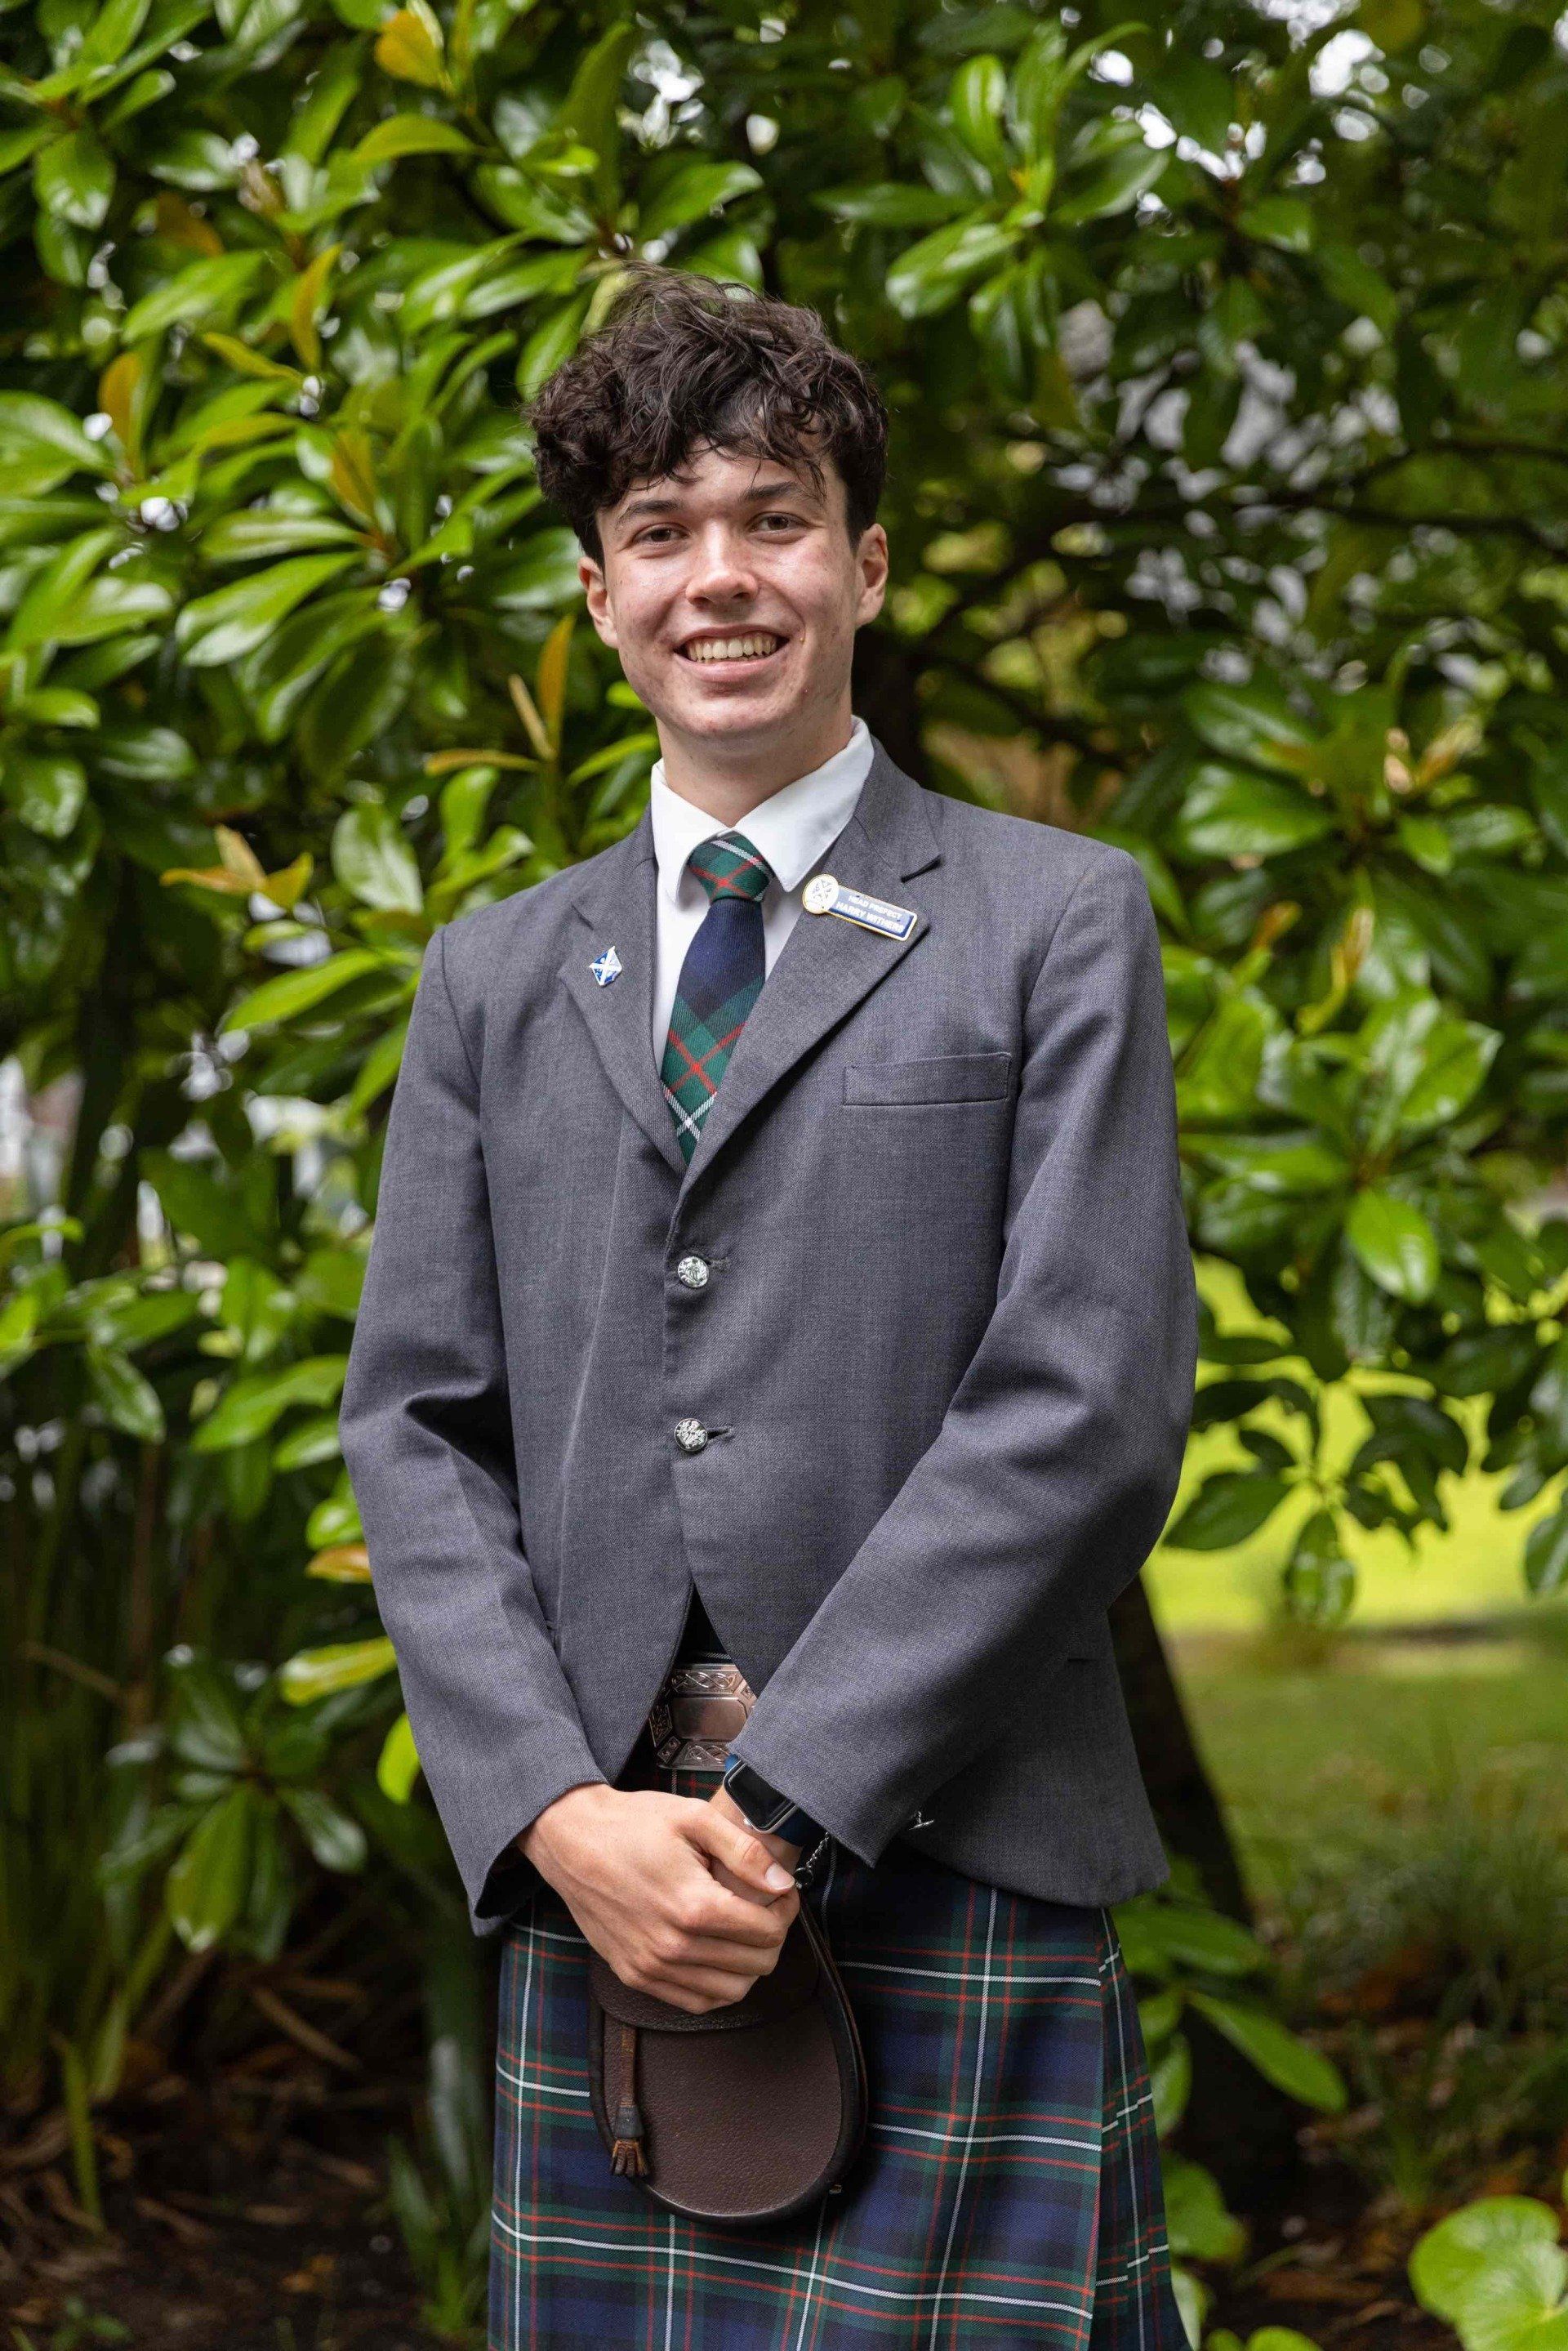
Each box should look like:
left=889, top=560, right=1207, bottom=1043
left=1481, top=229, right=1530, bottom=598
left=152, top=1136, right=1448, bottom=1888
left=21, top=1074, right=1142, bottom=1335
left=644, top=1965, right=764, bottom=2012
left=666, top=1852, right=799, bottom=1947
left=647, top=1923, right=792, bottom=1976
left=708, top=1855, right=792, bottom=1906
left=685, top=1805, right=796, bottom=1895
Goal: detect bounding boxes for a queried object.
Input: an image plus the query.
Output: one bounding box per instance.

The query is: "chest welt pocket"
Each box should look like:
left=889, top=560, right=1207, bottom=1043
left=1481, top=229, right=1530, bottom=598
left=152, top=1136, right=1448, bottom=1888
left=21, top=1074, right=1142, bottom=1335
left=843, top=1051, right=1013, bottom=1107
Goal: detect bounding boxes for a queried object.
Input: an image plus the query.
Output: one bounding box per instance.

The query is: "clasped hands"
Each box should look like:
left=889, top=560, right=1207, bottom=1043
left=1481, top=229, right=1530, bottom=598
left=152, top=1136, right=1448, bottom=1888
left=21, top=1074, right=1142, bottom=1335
left=519, top=1778, right=803, bottom=2014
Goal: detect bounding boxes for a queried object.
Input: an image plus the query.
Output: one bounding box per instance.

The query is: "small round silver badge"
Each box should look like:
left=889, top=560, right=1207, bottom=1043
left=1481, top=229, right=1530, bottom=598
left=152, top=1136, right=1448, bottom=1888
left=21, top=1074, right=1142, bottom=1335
left=674, top=1418, right=710, bottom=1453
left=802, top=872, right=839, bottom=916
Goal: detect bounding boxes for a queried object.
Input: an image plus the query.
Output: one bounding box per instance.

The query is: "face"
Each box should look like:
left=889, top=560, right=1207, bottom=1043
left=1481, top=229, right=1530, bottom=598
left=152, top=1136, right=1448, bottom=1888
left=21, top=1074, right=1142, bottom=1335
left=579, top=439, right=888, bottom=765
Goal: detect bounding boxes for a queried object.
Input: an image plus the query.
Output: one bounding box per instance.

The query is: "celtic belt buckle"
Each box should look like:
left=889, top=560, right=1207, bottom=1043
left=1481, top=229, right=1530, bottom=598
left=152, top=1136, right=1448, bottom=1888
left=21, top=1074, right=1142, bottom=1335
left=646, top=1661, right=757, bottom=1770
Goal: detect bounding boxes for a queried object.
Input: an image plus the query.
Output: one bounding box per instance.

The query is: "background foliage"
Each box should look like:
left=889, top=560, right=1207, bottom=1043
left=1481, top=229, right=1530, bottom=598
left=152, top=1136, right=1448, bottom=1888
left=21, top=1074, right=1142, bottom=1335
left=7, top=0, right=1568, bottom=2333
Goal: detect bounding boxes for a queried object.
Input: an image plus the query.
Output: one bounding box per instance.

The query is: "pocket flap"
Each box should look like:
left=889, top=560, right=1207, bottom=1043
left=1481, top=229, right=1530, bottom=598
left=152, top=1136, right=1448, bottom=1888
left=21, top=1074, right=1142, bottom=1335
left=843, top=1051, right=1013, bottom=1106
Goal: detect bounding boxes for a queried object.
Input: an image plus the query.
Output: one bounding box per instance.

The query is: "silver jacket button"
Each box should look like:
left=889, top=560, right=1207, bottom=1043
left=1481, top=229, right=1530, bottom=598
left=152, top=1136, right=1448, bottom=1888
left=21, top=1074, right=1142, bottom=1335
left=674, top=1418, right=710, bottom=1453
left=675, top=1255, right=710, bottom=1290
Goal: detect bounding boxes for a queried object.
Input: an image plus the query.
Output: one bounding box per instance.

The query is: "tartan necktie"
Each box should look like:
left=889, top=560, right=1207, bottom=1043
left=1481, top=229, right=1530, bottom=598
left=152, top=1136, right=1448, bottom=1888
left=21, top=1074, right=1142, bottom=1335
left=660, top=830, right=775, bottom=1162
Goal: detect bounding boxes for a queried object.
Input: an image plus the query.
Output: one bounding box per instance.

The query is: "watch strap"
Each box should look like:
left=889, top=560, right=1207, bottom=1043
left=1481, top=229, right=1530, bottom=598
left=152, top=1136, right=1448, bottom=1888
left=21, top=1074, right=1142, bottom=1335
left=722, top=1757, right=822, bottom=1849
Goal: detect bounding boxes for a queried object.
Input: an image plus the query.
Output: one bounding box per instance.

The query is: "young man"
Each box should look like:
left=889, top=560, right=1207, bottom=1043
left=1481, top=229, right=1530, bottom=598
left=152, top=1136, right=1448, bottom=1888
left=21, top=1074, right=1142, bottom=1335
left=340, top=270, right=1198, bottom=2348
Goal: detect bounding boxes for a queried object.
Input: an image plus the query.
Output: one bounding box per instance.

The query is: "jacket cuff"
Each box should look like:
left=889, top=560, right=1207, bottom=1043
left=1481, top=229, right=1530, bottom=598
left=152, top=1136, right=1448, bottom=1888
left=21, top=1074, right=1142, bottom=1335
left=446, top=1742, right=608, bottom=1928
left=722, top=1724, right=889, bottom=1867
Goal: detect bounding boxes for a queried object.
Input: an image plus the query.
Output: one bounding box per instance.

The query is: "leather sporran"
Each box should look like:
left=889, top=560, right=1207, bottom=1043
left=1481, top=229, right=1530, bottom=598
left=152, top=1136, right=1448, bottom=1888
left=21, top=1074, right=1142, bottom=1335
left=586, top=1890, right=867, bottom=2226
left=584, top=1698, right=867, bottom=2226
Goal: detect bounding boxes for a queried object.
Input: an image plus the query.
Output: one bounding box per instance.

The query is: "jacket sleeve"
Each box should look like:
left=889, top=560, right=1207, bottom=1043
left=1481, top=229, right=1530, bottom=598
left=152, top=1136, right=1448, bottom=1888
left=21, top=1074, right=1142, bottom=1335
left=339, top=926, right=605, bottom=1925
left=722, top=847, right=1197, bottom=1869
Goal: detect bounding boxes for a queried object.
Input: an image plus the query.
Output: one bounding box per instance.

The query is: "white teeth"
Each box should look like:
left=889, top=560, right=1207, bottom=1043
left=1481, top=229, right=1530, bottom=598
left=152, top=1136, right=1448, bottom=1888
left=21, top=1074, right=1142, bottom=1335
left=683, top=635, right=782, bottom=662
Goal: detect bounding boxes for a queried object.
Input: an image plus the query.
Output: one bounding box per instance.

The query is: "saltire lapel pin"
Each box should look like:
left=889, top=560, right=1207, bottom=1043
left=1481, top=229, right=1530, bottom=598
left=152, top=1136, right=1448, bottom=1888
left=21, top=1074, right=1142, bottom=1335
left=802, top=872, right=919, bottom=942
left=589, top=944, right=623, bottom=988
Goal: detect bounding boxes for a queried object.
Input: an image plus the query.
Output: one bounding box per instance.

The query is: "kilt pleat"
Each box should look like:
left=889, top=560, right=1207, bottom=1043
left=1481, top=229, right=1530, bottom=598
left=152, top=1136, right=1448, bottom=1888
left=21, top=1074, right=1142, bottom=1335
left=490, top=1769, right=1189, bottom=2350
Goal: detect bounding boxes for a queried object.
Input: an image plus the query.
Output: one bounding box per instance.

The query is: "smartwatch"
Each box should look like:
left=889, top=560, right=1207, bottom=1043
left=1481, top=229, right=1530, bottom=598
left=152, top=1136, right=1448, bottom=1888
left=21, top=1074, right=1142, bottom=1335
left=721, top=1756, right=822, bottom=1850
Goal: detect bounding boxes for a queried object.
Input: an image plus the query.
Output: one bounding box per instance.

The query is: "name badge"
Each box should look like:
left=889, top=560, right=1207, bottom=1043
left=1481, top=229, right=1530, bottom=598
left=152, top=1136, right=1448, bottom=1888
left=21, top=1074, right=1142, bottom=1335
left=802, top=872, right=918, bottom=941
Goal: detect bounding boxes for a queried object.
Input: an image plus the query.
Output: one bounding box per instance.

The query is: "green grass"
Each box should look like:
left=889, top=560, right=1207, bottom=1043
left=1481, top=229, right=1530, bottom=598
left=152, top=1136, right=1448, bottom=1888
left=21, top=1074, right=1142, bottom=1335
left=1170, top=1627, right=1568, bottom=1904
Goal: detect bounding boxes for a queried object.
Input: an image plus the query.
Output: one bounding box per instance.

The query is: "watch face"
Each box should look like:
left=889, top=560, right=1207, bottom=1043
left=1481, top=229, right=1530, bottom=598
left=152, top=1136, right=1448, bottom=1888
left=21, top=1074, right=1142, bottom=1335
left=725, top=1762, right=789, bottom=1831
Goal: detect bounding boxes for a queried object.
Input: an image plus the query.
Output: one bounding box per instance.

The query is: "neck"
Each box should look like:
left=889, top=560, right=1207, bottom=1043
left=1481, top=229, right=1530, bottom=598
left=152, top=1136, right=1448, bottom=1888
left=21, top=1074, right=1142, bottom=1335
left=654, top=694, right=855, bottom=828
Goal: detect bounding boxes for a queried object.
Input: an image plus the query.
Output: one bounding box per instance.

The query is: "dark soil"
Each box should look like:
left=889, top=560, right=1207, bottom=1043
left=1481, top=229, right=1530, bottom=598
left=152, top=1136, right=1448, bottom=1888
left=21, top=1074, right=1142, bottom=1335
left=4, top=2099, right=1465, bottom=2351
left=2, top=2068, right=446, bottom=2349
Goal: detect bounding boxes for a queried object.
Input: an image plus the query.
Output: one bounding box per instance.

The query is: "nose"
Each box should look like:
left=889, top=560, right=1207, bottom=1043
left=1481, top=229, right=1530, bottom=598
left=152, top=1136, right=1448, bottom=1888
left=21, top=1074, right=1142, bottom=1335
left=686, top=522, right=757, bottom=606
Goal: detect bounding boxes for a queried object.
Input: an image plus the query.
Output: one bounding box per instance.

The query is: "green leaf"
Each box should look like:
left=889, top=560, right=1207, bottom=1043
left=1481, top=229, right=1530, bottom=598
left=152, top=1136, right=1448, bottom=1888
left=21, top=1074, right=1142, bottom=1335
left=886, top=217, right=1017, bottom=320
left=121, top=252, right=266, bottom=341
left=1410, top=2196, right=1568, bottom=2349
left=0, top=751, right=87, bottom=838
left=1149, top=56, right=1233, bottom=155
left=376, top=1710, right=421, bottom=1802
left=1160, top=2155, right=1246, bottom=2264
left=167, top=1787, right=254, bottom=1952
left=0, top=394, right=114, bottom=494
left=354, top=113, right=475, bottom=163
left=1182, top=679, right=1321, bottom=774
left=1007, top=20, right=1070, bottom=160
left=190, top=1355, right=349, bottom=1451
left=1316, top=238, right=1398, bottom=332
left=1054, top=134, right=1165, bottom=226
left=1121, top=1901, right=1267, bottom=1978
left=1346, top=1189, right=1440, bottom=1303
left=1284, top=1508, right=1356, bottom=1623
left=280, top=1786, right=368, bottom=1871
left=34, top=129, right=116, bottom=230
left=86, top=1344, right=165, bottom=1441
left=949, top=54, right=1009, bottom=175
left=332, top=801, right=423, bottom=912
left=1174, top=765, right=1336, bottom=859
left=1523, top=1501, right=1568, bottom=1597
left=637, top=157, right=761, bottom=241
left=222, top=947, right=386, bottom=1033
left=515, top=292, right=592, bottom=402
left=1236, top=194, right=1313, bottom=253
left=0, top=1285, right=43, bottom=1378
left=280, top=1636, right=398, bottom=1703
left=1187, top=1991, right=1347, bottom=2112
left=176, top=552, right=361, bottom=667
left=1164, top=1471, right=1290, bottom=1550
left=813, top=185, right=967, bottom=227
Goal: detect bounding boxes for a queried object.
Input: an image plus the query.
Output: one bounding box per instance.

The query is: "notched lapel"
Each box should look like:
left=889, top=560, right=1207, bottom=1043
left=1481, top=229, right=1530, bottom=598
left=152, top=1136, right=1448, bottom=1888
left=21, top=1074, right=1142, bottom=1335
left=557, top=814, right=687, bottom=1178
left=678, top=740, right=942, bottom=1195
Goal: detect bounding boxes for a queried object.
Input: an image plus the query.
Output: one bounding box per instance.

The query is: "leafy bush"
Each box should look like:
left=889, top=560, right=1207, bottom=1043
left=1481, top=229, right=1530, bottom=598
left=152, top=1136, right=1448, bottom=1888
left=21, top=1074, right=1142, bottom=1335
left=7, top=0, right=1568, bottom=2299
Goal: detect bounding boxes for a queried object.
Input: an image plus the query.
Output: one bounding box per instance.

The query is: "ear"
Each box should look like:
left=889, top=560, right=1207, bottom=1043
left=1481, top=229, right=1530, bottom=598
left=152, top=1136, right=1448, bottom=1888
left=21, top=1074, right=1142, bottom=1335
left=853, top=522, right=889, bottom=628
left=580, top=551, right=618, bottom=648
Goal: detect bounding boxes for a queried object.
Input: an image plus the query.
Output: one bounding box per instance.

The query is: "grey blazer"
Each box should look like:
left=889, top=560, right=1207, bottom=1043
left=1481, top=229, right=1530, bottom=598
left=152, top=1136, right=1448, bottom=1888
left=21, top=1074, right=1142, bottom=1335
left=339, top=735, right=1197, bottom=1930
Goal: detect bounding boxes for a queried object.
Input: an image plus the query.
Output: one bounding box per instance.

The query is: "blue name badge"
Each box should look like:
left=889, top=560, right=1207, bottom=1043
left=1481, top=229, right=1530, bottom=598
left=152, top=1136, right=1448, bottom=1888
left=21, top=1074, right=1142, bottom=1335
left=803, top=873, right=918, bottom=940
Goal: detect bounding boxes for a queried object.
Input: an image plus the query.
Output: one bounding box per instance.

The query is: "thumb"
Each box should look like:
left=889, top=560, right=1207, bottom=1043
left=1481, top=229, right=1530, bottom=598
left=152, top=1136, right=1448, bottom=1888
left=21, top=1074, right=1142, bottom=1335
left=686, top=1805, right=796, bottom=1895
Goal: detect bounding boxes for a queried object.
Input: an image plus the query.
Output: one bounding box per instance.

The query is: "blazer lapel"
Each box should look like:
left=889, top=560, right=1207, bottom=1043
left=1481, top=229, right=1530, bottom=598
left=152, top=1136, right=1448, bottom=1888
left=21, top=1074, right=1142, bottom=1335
left=557, top=807, right=687, bottom=1178
left=678, top=736, right=942, bottom=1196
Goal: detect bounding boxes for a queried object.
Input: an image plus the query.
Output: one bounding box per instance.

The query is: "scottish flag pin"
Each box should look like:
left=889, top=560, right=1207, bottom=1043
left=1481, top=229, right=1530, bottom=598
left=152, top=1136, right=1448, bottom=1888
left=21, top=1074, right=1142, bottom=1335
left=590, top=944, right=622, bottom=988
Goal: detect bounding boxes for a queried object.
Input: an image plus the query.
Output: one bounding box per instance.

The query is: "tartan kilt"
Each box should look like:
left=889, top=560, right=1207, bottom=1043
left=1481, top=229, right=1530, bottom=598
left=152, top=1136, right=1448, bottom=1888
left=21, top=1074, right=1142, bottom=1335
left=490, top=1759, right=1189, bottom=2349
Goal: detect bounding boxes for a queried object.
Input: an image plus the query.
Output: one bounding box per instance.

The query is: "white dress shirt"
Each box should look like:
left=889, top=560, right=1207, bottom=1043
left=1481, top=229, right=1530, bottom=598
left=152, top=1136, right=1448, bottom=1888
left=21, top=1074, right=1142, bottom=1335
left=647, top=715, right=875, bottom=1064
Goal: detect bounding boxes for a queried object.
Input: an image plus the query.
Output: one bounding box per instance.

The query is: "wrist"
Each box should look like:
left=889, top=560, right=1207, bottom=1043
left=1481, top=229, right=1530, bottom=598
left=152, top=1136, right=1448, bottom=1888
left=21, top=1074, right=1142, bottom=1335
left=518, top=1780, right=616, bottom=1874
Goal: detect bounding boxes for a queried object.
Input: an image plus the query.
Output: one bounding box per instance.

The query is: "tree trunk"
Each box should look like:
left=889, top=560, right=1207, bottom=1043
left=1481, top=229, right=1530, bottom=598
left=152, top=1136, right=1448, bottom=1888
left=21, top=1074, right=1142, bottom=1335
left=1111, top=1574, right=1248, bottom=1921
left=1111, top=1576, right=1306, bottom=2200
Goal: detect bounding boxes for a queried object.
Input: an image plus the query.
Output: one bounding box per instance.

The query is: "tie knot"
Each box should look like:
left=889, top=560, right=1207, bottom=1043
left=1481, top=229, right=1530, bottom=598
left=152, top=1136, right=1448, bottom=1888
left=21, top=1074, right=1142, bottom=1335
left=686, top=831, right=773, bottom=907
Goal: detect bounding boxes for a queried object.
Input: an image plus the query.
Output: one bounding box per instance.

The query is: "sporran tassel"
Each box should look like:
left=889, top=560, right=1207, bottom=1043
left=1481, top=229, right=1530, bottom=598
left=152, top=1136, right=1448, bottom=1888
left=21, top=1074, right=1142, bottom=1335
left=608, top=2019, right=648, bottom=2175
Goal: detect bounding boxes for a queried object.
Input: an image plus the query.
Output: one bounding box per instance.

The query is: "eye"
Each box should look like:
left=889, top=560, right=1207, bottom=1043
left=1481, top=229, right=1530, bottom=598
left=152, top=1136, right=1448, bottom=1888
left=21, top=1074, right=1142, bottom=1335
left=756, top=511, right=804, bottom=531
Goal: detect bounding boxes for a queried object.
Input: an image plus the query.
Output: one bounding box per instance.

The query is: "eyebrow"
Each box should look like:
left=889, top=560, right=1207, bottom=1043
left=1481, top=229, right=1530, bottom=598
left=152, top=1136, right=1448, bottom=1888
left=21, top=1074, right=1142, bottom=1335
left=614, top=479, right=822, bottom=532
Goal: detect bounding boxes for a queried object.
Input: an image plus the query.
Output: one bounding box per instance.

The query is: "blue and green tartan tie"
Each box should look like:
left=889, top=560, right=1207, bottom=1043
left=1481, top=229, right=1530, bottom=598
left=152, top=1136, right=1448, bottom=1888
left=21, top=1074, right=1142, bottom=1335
left=660, top=830, right=774, bottom=1162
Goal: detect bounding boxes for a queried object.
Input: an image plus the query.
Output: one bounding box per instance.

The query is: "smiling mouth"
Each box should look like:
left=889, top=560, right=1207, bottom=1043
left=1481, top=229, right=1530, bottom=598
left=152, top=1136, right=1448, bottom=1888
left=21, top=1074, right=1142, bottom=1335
left=677, top=632, right=786, bottom=665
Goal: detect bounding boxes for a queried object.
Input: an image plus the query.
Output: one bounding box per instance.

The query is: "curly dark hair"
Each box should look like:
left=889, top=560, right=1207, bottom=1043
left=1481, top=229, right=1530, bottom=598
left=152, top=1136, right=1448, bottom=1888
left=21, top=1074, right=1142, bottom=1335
left=527, top=266, right=889, bottom=565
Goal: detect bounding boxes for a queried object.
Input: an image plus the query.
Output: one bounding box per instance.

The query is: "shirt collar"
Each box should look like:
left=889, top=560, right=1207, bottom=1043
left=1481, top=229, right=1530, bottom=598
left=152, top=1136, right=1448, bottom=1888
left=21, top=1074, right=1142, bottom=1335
left=649, top=716, right=873, bottom=905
